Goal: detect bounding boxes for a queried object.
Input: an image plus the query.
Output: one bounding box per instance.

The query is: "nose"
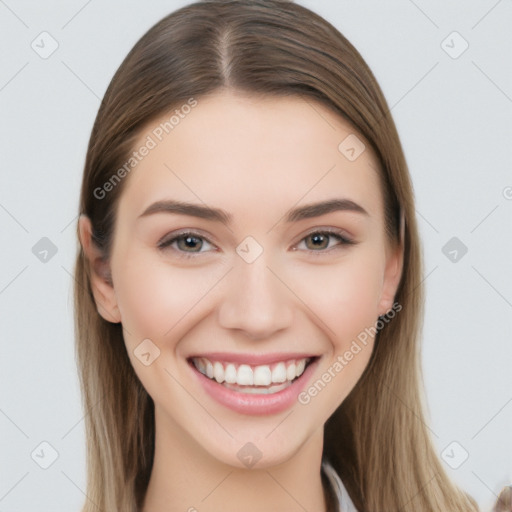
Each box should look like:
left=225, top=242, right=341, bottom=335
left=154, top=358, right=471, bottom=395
left=217, top=252, right=294, bottom=340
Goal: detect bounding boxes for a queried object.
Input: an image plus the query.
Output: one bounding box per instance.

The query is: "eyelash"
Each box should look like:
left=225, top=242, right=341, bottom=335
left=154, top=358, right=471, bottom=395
left=157, top=229, right=356, bottom=259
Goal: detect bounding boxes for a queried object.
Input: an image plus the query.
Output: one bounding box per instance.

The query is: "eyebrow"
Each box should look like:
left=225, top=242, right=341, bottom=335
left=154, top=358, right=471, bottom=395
left=137, top=198, right=369, bottom=224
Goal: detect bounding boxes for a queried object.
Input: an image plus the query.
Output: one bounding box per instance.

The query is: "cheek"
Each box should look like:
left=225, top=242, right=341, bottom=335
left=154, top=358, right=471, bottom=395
left=291, top=251, right=384, bottom=344
left=112, top=251, right=220, bottom=399
left=112, top=248, right=231, bottom=357
left=113, top=250, right=204, bottom=344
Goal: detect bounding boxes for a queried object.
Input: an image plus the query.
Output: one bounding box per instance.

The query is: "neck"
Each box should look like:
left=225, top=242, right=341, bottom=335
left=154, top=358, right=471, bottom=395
left=142, top=406, right=329, bottom=512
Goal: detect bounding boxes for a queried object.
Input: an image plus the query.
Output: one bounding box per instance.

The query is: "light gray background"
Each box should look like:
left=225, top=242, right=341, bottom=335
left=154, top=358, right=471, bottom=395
left=1, top=1, right=511, bottom=511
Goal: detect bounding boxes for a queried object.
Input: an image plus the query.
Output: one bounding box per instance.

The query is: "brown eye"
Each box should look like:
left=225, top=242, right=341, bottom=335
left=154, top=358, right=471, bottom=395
left=304, top=232, right=330, bottom=250
left=298, top=230, right=355, bottom=254
left=158, top=231, right=215, bottom=258
left=175, top=234, right=204, bottom=252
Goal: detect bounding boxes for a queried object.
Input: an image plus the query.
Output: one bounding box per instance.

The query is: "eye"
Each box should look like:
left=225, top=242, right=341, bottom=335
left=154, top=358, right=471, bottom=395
left=295, top=229, right=356, bottom=255
left=158, top=228, right=356, bottom=259
left=158, top=231, right=215, bottom=258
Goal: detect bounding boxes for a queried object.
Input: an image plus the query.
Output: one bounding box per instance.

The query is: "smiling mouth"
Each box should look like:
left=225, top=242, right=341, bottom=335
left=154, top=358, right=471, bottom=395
left=188, top=356, right=317, bottom=395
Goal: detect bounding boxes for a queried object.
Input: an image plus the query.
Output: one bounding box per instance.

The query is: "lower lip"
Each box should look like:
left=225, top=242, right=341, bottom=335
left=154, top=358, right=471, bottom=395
left=189, top=358, right=319, bottom=415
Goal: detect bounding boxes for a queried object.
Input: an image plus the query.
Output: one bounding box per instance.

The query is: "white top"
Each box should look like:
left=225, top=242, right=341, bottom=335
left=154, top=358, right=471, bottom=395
left=321, top=461, right=359, bottom=512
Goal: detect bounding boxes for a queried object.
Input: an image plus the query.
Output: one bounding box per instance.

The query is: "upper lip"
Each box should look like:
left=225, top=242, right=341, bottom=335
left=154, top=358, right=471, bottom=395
left=187, top=352, right=319, bottom=365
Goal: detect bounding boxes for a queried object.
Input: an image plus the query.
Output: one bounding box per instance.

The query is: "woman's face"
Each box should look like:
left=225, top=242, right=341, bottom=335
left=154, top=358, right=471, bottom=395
left=82, top=90, right=402, bottom=468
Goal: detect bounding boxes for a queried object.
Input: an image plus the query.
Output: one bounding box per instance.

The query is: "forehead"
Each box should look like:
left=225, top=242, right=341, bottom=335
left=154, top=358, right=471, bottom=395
left=116, top=90, right=384, bottom=225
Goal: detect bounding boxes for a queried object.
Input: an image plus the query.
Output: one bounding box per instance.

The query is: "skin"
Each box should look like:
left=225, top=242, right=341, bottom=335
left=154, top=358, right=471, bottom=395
left=79, top=89, right=403, bottom=512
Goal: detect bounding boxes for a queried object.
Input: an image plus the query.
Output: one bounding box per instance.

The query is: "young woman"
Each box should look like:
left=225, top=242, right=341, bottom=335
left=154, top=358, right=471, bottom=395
left=74, top=1, right=483, bottom=510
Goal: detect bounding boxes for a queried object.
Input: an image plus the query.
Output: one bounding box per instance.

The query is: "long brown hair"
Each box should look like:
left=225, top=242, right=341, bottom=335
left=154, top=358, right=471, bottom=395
left=74, top=1, right=480, bottom=510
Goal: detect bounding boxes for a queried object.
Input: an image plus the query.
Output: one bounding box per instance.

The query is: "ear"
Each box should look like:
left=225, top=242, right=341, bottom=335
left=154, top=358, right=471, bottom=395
left=78, top=214, right=121, bottom=324
left=377, top=238, right=404, bottom=317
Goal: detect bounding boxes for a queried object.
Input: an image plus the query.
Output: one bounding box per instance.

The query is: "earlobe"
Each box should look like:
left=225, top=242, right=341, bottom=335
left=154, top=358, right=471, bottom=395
left=78, top=214, right=121, bottom=324
left=378, top=240, right=404, bottom=317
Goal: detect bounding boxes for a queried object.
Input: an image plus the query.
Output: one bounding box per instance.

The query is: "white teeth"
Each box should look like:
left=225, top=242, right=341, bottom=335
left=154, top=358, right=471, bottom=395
left=195, top=358, right=206, bottom=374
left=253, top=366, right=272, bottom=386
left=224, top=363, right=237, bottom=383
left=295, top=359, right=306, bottom=377
left=213, top=361, right=224, bottom=383
left=222, top=381, right=291, bottom=394
left=192, top=356, right=311, bottom=390
left=237, top=365, right=254, bottom=385
left=206, top=360, right=214, bottom=379
left=271, top=362, right=287, bottom=383
left=286, top=363, right=296, bottom=381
